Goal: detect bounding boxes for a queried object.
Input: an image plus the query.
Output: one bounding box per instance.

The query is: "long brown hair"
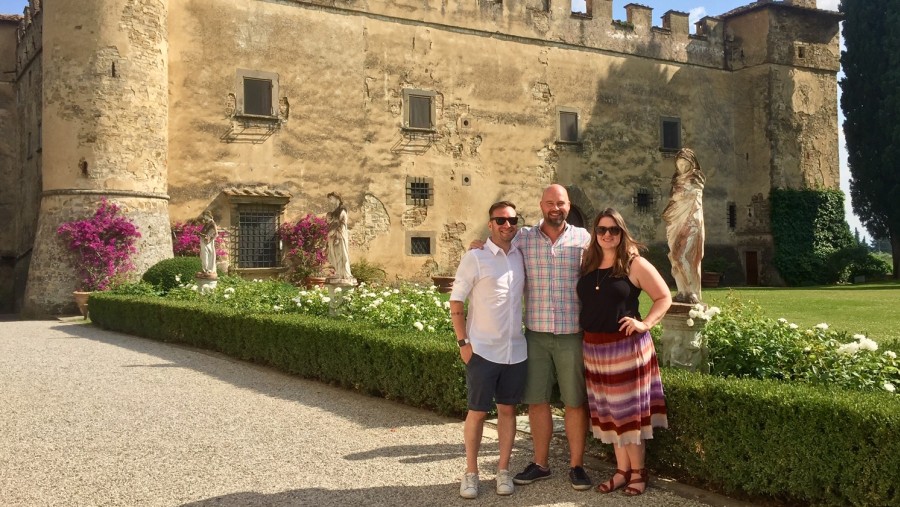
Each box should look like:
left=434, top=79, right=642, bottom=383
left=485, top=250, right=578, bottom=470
left=581, top=208, right=645, bottom=277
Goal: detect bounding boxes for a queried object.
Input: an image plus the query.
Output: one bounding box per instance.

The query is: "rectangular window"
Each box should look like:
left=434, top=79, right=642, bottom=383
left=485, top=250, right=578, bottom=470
left=410, top=237, right=432, bottom=255
left=237, top=205, right=279, bottom=268
left=403, top=89, right=437, bottom=131
left=728, top=202, right=737, bottom=230
left=558, top=108, right=579, bottom=143
left=660, top=117, right=681, bottom=151
left=634, top=187, right=654, bottom=213
left=243, top=78, right=273, bottom=116
left=406, top=176, right=435, bottom=206
left=572, top=0, right=592, bottom=17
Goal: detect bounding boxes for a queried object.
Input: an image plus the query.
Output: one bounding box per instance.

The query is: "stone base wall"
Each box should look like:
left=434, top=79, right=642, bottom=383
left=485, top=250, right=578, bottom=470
left=22, top=194, right=172, bottom=318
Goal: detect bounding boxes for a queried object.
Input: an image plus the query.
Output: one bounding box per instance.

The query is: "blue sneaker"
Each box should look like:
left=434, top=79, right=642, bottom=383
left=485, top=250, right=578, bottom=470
left=568, top=465, right=592, bottom=490
left=513, top=462, right=551, bottom=485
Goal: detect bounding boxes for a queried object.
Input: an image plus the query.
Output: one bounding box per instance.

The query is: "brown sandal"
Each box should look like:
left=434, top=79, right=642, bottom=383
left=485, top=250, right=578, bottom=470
left=596, top=469, right=630, bottom=494
left=622, top=468, right=648, bottom=496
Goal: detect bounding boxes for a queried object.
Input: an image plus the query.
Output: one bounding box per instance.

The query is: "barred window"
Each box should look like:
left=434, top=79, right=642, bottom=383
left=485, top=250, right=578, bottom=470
left=728, top=202, right=737, bottom=230
left=410, top=237, right=432, bottom=255
left=406, top=176, right=435, bottom=206
left=237, top=205, right=279, bottom=268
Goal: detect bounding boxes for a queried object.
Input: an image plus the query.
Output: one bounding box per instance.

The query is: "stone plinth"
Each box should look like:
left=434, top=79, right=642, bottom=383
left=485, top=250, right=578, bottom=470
left=195, top=277, right=218, bottom=294
left=659, top=302, right=709, bottom=373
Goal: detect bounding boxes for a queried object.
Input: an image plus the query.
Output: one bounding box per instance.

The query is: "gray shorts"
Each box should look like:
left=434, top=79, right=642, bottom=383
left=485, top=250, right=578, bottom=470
left=521, top=329, right=586, bottom=407
left=465, top=354, right=528, bottom=412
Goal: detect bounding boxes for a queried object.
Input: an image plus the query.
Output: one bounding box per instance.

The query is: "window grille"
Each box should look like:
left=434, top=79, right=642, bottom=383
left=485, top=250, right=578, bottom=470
left=728, top=202, right=737, bottom=230
left=634, top=187, right=654, bottom=213
left=243, top=78, right=273, bottom=116
left=406, top=177, right=434, bottom=206
left=559, top=111, right=579, bottom=142
left=410, top=237, right=431, bottom=255
left=237, top=205, right=279, bottom=268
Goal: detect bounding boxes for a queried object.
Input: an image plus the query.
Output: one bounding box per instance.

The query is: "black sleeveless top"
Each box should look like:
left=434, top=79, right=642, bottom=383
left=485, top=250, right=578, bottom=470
left=576, top=268, right=642, bottom=333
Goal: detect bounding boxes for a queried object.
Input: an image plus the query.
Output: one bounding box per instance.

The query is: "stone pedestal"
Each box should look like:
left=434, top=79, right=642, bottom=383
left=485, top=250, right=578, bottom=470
left=195, top=276, right=218, bottom=294
left=326, top=278, right=357, bottom=316
left=659, top=302, right=709, bottom=373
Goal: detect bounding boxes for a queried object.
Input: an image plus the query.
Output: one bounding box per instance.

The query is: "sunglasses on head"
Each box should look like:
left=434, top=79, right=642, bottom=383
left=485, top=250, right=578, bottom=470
left=595, top=225, right=622, bottom=236
left=490, top=216, right=519, bottom=226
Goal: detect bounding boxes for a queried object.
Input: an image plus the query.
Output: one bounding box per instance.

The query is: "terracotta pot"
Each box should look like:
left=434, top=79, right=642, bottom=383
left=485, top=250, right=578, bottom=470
left=701, top=272, right=722, bottom=288
left=431, top=275, right=455, bottom=294
left=73, top=291, right=91, bottom=319
left=303, top=276, right=327, bottom=289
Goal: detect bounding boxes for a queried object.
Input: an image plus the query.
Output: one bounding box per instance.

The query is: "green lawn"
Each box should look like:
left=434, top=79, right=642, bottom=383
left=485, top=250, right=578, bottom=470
left=642, top=281, right=900, bottom=345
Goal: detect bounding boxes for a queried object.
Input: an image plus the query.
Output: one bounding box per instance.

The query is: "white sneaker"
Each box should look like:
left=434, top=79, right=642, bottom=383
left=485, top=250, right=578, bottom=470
left=459, top=472, right=479, bottom=499
left=496, top=469, right=514, bottom=496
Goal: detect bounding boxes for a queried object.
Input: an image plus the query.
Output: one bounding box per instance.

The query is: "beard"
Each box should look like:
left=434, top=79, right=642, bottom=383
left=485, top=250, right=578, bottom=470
left=543, top=210, right=567, bottom=227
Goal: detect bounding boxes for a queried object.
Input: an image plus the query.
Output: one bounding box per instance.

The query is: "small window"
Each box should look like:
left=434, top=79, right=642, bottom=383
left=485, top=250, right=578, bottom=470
left=403, top=89, right=437, bottom=131
left=558, top=108, right=579, bottom=143
left=410, top=237, right=432, bottom=255
left=797, top=46, right=806, bottom=59
left=728, top=202, right=737, bottom=230
left=634, top=187, right=654, bottom=213
left=660, top=117, right=681, bottom=151
left=235, top=69, right=279, bottom=118
left=406, top=176, right=435, bottom=206
left=237, top=205, right=279, bottom=268
left=243, top=78, right=273, bottom=116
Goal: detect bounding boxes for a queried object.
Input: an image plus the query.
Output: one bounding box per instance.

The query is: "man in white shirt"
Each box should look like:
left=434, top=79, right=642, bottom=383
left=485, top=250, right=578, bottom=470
left=450, top=201, right=527, bottom=499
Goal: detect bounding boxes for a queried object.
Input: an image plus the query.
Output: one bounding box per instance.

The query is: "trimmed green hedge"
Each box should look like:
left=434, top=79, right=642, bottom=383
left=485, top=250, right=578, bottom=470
left=89, top=294, right=900, bottom=506
left=652, top=369, right=900, bottom=506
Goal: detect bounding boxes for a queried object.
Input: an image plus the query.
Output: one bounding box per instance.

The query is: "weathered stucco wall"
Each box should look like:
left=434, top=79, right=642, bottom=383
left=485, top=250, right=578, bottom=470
left=167, top=0, right=744, bottom=278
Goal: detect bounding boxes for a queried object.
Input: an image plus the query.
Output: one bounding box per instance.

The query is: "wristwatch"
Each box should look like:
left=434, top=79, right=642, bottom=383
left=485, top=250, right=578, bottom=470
left=457, top=338, right=470, bottom=347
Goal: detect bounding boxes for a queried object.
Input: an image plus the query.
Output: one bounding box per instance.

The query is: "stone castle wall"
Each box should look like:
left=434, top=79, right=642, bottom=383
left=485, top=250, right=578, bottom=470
left=6, top=0, right=843, bottom=313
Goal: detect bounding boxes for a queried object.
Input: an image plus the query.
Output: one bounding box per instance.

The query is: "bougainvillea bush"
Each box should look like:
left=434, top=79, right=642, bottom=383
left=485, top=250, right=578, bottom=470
left=56, top=199, right=142, bottom=291
left=277, top=214, right=328, bottom=283
left=171, top=221, right=228, bottom=258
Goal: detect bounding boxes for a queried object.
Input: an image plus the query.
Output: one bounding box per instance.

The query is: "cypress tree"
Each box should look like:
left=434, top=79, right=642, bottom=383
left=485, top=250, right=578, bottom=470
left=840, top=0, right=900, bottom=278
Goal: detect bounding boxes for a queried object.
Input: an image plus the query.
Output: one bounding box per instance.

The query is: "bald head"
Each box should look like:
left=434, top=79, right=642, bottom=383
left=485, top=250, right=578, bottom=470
left=540, top=184, right=570, bottom=228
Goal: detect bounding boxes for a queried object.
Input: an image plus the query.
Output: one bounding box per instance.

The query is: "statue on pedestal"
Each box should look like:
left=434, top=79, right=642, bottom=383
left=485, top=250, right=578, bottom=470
left=325, top=192, right=354, bottom=283
left=198, top=210, right=218, bottom=279
left=662, top=148, right=705, bottom=304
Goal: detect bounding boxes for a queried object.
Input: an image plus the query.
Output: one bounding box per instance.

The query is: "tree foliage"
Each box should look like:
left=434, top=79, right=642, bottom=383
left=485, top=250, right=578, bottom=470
left=840, top=0, right=900, bottom=278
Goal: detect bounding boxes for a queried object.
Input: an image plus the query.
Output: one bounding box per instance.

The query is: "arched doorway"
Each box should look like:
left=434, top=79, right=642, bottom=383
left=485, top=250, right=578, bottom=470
left=568, top=205, right=586, bottom=228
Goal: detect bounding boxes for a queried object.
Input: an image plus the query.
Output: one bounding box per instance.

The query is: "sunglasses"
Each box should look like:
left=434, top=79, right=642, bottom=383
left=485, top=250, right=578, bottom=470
left=595, top=225, right=622, bottom=236
left=490, top=216, right=519, bottom=226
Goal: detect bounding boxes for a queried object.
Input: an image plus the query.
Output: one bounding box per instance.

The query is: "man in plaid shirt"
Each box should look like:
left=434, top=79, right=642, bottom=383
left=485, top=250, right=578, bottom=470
left=511, top=184, right=593, bottom=490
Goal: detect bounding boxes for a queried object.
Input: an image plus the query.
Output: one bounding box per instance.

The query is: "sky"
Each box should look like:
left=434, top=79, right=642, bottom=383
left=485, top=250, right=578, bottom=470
left=0, top=0, right=864, bottom=237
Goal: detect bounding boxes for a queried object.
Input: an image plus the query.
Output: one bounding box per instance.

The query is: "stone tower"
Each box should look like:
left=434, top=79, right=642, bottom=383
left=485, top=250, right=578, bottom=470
left=22, top=0, right=172, bottom=317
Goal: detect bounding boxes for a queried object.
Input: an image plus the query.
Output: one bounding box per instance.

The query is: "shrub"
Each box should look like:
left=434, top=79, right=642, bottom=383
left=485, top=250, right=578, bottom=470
left=171, top=221, right=228, bottom=258
left=56, top=198, right=142, bottom=291
left=277, top=214, right=328, bottom=283
left=703, top=294, right=899, bottom=393
left=142, top=257, right=202, bottom=293
left=350, top=258, right=388, bottom=285
left=108, top=281, right=161, bottom=297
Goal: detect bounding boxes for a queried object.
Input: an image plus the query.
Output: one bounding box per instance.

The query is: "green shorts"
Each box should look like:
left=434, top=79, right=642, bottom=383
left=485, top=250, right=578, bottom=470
left=521, top=329, right=586, bottom=407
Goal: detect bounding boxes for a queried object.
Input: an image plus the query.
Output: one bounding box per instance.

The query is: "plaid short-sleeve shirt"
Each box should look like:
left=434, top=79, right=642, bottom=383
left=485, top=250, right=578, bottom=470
left=514, top=222, right=591, bottom=335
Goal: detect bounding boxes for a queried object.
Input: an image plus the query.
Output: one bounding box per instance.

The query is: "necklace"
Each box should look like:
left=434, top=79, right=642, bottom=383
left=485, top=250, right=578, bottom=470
left=595, top=268, right=611, bottom=291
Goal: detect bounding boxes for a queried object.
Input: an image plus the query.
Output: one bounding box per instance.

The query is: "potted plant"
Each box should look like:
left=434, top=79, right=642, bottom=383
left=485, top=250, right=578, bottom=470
left=701, top=257, right=729, bottom=288
left=277, top=213, right=329, bottom=288
left=56, top=199, right=142, bottom=317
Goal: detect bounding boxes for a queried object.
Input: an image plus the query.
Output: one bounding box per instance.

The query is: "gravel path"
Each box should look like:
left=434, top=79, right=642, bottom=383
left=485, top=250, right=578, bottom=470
left=0, top=320, right=744, bottom=506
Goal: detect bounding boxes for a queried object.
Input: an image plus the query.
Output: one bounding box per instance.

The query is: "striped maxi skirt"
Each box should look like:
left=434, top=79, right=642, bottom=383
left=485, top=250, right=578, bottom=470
left=583, top=330, right=668, bottom=446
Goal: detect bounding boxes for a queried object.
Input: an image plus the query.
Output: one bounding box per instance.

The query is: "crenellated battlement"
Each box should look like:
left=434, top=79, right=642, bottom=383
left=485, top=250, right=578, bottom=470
left=15, top=0, right=42, bottom=77
left=277, top=0, right=837, bottom=70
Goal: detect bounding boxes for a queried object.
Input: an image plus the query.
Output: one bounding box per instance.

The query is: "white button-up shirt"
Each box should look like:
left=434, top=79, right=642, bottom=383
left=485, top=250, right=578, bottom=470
left=450, top=238, right=527, bottom=365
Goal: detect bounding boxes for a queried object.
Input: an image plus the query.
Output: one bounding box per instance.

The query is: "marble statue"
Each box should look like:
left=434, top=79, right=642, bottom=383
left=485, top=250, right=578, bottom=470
left=198, top=210, right=218, bottom=279
left=326, top=192, right=353, bottom=282
left=662, top=148, right=705, bottom=304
